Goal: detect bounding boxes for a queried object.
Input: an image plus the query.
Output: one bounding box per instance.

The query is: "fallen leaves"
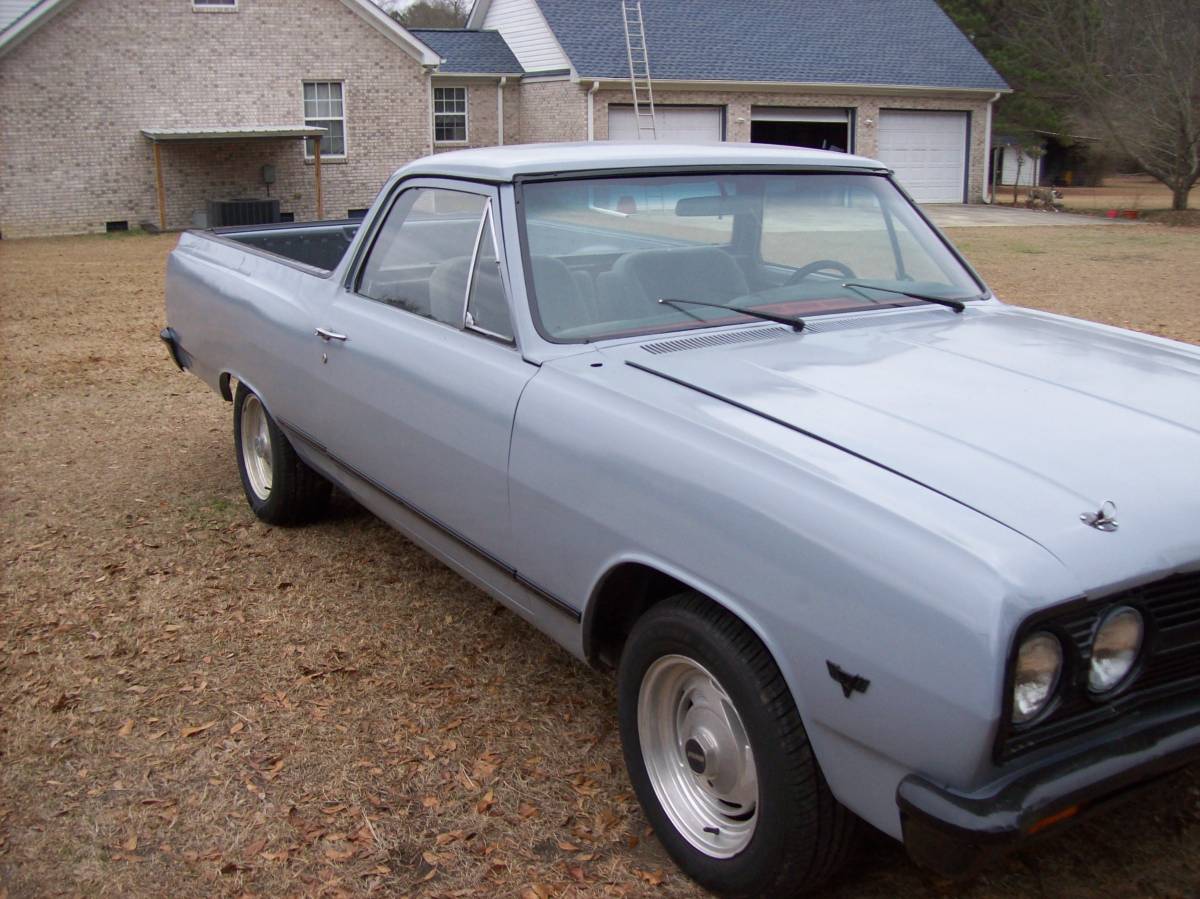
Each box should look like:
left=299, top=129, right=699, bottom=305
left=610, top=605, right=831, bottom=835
left=324, top=843, right=357, bottom=862
left=179, top=720, right=217, bottom=738
left=636, top=868, right=667, bottom=886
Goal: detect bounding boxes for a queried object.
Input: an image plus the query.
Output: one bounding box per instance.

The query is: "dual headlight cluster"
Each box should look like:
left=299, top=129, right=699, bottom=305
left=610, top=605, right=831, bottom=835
left=1012, top=606, right=1145, bottom=724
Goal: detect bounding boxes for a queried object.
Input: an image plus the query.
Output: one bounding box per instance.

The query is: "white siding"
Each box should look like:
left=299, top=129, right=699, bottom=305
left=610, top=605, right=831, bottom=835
left=0, top=0, right=37, bottom=32
left=1001, top=145, right=1040, bottom=186
left=481, top=0, right=570, bottom=72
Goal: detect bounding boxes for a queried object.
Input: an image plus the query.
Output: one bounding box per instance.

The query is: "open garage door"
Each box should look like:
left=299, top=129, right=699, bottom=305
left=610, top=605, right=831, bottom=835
left=607, top=105, right=723, bottom=143
left=751, top=107, right=851, bottom=152
left=876, top=110, right=968, bottom=203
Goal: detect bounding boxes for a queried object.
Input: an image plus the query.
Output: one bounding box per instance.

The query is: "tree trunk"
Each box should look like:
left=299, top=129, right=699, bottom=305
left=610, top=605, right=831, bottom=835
left=1173, top=183, right=1190, bottom=211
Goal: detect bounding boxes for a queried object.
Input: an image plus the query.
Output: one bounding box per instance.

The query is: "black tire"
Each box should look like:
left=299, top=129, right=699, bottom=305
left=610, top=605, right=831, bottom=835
left=233, top=382, right=330, bottom=526
left=618, top=593, right=858, bottom=897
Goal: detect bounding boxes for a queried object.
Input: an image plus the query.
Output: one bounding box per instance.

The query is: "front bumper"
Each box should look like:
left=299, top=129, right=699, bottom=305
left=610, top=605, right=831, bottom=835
left=897, top=703, right=1200, bottom=878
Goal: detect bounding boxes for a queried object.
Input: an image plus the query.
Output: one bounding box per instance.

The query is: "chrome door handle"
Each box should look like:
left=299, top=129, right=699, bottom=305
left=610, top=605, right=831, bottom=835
left=315, top=327, right=348, bottom=342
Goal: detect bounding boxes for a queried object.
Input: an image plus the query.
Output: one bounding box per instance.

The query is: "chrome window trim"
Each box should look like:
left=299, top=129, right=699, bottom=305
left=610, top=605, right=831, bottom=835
left=347, top=179, right=517, bottom=347
left=464, top=202, right=516, bottom=344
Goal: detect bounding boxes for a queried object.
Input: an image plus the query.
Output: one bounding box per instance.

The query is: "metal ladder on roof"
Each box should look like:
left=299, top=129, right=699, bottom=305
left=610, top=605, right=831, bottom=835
left=621, top=1, right=657, bottom=140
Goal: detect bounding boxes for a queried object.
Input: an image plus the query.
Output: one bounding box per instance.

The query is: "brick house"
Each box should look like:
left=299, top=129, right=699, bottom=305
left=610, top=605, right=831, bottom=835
left=469, top=0, right=1010, bottom=204
left=0, top=0, right=521, bottom=236
left=0, top=0, right=1006, bottom=238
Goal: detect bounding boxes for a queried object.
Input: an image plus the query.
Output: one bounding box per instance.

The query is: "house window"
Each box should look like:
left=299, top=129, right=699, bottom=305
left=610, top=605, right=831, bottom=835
left=303, top=81, right=346, bottom=158
left=433, top=87, right=468, bottom=143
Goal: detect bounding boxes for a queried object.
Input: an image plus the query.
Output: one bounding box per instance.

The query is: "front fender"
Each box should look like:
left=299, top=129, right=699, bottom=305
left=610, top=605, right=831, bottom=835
left=510, top=354, right=1076, bottom=838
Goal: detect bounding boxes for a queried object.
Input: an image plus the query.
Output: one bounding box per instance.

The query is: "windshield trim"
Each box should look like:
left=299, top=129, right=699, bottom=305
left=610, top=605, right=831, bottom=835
left=513, top=169, right=991, bottom=347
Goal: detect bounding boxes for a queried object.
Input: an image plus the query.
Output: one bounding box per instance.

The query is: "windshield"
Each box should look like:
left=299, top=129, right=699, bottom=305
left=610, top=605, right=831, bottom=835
left=518, top=172, right=984, bottom=342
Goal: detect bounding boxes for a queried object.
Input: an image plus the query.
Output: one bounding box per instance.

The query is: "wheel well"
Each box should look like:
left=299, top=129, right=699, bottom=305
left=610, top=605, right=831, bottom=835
left=585, top=563, right=693, bottom=668
left=219, top=372, right=233, bottom=401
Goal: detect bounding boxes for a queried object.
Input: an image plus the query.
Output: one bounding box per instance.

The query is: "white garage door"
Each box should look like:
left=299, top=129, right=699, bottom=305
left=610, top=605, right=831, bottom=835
left=608, top=105, right=723, bottom=143
left=876, top=110, right=968, bottom=203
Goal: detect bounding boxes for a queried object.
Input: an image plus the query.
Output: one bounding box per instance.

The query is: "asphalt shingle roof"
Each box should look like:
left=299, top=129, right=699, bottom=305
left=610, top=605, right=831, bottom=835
left=533, top=0, right=1007, bottom=90
left=411, top=28, right=524, bottom=74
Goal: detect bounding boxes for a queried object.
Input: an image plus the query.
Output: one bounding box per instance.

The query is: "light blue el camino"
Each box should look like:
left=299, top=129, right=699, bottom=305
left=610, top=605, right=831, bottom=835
left=163, top=143, right=1200, bottom=896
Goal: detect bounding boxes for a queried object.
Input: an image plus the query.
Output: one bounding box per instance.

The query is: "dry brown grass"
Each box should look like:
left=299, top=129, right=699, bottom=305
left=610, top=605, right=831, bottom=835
left=2, top=227, right=1200, bottom=898
left=1001, top=173, right=1199, bottom=212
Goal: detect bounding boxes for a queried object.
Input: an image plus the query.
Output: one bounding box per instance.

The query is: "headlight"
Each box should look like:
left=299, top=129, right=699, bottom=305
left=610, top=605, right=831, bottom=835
left=1012, top=632, right=1062, bottom=723
left=1088, top=606, right=1143, bottom=693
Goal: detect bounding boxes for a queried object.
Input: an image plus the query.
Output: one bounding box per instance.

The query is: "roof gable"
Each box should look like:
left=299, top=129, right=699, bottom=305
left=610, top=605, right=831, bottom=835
left=0, top=0, right=442, bottom=64
left=501, top=0, right=1008, bottom=91
left=469, top=0, right=569, bottom=72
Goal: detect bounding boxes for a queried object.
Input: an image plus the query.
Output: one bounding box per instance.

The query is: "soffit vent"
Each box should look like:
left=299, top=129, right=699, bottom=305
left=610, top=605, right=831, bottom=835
left=642, top=326, right=790, bottom=355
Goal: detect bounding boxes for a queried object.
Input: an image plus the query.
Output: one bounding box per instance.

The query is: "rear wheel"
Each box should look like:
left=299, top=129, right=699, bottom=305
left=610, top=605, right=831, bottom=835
left=233, top=383, right=330, bottom=525
left=618, top=593, right=857, bottom=896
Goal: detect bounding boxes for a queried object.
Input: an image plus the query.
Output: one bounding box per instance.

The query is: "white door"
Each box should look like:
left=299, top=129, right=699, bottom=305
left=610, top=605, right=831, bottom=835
left=876, top=110, right=968, bottom=203
left=608, top=105, right=723, bottom=142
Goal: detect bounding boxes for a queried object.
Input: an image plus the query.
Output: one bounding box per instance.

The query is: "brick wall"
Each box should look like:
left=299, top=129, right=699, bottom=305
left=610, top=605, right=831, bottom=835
left=587, top=87, right=992, bottom=202
left=432, top=80, right=521, bottom=153
left=518, top=79, right=588, bottom=144
left=0, top=0, right=432, bottom=237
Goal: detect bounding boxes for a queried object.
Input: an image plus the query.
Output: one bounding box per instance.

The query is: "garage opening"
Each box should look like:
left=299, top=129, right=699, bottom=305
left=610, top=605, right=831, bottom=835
left=750, top=107, right=851, bottom=152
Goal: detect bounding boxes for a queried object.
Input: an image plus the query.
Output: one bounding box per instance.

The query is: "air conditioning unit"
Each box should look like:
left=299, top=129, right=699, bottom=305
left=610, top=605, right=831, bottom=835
left=207, top=198, right=281, bottom=227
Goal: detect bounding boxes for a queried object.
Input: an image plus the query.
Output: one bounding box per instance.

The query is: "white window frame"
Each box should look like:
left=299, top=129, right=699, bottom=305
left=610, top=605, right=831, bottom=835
left=192, top=0, right=238, bottom=11
left=433, top=85, right=469, bottom=145
left=302, top=80, right=348, bottom=160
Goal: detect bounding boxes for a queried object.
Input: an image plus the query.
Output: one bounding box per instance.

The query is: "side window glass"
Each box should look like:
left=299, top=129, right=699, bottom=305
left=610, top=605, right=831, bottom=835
left=465, top=208, right=513, bottom=340
left=357, top=187, right=486, bottom=326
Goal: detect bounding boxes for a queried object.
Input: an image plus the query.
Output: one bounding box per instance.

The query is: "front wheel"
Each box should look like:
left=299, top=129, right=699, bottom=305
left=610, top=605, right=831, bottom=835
left=618, top=593, right=857, bottom=896
left=233, top=383, right=330, bottom=525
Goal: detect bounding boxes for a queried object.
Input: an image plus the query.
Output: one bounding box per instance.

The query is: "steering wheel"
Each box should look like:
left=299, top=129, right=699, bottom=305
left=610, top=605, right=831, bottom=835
left=785, top=259, right=856, bottom=286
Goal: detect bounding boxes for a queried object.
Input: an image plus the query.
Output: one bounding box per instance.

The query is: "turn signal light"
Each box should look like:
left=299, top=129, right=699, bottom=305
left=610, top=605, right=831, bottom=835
left=1028, top=804, right=1080, bottom=835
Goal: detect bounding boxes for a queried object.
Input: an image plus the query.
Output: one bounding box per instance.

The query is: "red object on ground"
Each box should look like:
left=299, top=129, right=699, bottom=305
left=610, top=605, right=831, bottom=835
left=1124, top=210, right=1139, bottom=219
left=1106, top=209, right=1119, bottom=218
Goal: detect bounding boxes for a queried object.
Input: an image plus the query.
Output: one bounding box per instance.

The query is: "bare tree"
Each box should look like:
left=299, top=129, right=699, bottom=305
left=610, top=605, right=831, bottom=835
left=1019, top=0, right=1200, bottom=209
left=388, top=0, right=469, bottom=28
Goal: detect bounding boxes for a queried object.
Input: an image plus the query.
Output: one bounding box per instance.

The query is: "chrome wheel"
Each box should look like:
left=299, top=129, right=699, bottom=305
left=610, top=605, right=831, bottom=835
left=239, top=394, right=273, bottom=501
left=638, top=654, right=758, bottom=858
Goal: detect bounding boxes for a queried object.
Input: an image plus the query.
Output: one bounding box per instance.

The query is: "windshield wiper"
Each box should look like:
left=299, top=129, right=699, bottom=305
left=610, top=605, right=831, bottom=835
left=841, top=282, right=971, bottom=313
left=658, top=297, right=805, bottom=332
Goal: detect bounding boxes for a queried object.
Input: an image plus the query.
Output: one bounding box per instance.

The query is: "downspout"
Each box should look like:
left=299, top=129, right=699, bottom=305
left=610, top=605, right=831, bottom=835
left=983, top=91, right=1001, bottom=204
left=587, top=81, right=599, bottom=141
left=425, top=67, right=437, bottom=155
left=497, top=76, right=507, bottom=146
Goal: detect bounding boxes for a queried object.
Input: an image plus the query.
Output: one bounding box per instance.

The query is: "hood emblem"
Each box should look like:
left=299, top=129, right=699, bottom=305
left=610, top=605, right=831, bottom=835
left=1081, top=500, right=1119, bottom=532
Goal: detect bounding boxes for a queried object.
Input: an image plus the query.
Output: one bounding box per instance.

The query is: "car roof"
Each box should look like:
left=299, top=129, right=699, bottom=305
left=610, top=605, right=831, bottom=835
left=395, top=142, right=888, bottom=182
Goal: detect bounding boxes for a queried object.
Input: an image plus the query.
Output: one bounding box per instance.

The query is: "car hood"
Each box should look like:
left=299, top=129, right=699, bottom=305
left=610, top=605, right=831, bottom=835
left=615, top=305, right=1200, bottom=593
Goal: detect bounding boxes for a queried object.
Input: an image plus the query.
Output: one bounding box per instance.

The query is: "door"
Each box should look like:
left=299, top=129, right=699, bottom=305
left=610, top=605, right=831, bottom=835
left=607, top=105, right=724, bottom=142
left=315, top=181, right=534, bottom=563
left=875, top=110, right=969, bottom=203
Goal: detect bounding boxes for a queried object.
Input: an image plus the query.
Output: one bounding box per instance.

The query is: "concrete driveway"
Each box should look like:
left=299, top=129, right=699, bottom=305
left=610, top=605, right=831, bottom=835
left=922, top=204, right=1136, bottom=228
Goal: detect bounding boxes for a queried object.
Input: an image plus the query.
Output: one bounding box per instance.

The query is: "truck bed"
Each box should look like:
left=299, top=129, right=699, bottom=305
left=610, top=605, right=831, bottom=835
left=211, top=218, right=362, bottom=272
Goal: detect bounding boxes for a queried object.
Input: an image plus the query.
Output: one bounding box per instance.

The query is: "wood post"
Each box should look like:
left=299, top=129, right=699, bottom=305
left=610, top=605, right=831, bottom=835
left=312, top=136, right=323, bottom=220
left=153, top=141, right=167, bottom=232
